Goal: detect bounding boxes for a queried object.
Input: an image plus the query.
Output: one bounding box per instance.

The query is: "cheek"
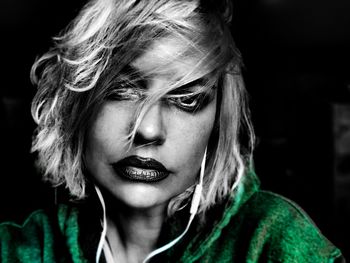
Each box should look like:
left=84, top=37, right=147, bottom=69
left=85, top=103, right=132, bottom=161
left=181, top=117, right=214, bottom=146
left=168, top=100, right=217, bottom=170
left=183, top=97, right=217, bottom=145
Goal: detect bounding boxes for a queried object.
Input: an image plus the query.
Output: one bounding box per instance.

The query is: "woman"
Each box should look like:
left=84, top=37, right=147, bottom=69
left=0, top=0, right=344, bottom=262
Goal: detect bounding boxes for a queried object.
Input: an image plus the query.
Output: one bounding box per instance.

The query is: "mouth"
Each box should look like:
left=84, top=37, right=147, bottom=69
left=111, top=156, right=170, bottom=183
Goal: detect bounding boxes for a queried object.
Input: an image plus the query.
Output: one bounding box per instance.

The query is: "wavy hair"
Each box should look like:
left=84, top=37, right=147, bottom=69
left=31, top=0, right=255, bottom=221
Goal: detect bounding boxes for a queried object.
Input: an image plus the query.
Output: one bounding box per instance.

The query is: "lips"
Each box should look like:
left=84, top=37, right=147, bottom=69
left=112, top=156, right=170, bottom=183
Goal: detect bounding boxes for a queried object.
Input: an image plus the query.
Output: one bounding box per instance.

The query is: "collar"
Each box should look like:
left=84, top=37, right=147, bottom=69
left=174, top=168, right=260, bottom=261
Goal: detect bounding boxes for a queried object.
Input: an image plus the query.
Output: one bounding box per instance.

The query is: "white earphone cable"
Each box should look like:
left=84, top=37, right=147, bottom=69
left=95, top=185, right=108, bottom=263
left=142, top=148, right=207, bottom=263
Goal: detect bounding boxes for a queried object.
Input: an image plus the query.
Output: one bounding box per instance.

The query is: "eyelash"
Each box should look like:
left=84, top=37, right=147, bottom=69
left=167, top=94, right=209, bottom=113
left=106, top=83, right=213, bottom=113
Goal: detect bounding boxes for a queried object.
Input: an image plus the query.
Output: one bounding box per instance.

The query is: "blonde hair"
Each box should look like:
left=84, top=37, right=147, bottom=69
left=31, top=0, right=255, bottom=220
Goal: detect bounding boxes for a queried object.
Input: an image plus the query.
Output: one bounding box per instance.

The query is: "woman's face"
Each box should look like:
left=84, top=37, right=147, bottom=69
left=85, top=37, right=217, bottom=211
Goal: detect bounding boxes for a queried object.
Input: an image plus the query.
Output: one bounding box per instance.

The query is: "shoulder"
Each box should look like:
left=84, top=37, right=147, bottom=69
left=235, top=190, right=343, bottom=262
left=0, top=205, right=82, bottom=262
left=0, top=204, right=79, bottom=236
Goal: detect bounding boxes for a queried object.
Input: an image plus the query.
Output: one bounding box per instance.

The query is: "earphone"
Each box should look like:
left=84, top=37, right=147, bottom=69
left=190, top=147, right=206, bottom=215
left=95, top=185, right=108, bottom=263
left=95, top=148, right=207, bottom=263
left=142, top=148, right=206, bottom=263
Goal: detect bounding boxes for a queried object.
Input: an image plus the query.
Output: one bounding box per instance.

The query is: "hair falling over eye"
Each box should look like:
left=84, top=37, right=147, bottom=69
left=30, top=0, right=255, bottom=222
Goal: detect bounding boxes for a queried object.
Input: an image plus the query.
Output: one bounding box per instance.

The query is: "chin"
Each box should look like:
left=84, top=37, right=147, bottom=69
left=110, top=183, right=171, bottom=210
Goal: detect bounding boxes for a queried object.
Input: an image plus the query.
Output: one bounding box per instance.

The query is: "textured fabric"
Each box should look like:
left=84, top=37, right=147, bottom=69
left=0, top=205, right=87, bottom=263
left=0, top=170, right=344, bottom=262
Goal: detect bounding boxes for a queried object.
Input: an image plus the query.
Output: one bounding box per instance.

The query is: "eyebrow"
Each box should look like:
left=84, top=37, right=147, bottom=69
left=170, top=77, right=213, bottom=95
left=118, top=64, right=212, bottom=93
left=178, top=78, right=206, bottom=89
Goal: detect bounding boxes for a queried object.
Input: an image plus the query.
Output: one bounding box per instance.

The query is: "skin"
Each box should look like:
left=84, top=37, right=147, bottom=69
left=85, top=36, right=217, bottom=263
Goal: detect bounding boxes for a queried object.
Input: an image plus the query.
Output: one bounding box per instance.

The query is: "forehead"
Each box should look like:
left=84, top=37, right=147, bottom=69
left=131, top=36, right=210, bottom=83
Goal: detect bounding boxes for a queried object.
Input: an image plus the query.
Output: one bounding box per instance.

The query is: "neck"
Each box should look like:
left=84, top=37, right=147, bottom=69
left=105, top=201, right=166, bottom=263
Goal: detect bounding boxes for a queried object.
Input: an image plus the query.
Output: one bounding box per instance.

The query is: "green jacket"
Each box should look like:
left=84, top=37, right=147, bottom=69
left=0, top=170, right=344, bottom=262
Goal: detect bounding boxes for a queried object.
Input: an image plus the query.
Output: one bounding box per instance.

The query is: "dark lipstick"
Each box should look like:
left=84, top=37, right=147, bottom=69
left=112, top=156, right=170, bottom=183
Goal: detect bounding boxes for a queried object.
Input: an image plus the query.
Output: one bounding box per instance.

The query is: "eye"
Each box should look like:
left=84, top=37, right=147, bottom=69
left=175, top=95, right=199, bottom=108
left=168, top=93, right=210, bottom=113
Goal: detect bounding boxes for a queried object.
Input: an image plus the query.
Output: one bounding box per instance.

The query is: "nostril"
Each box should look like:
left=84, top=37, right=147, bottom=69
left=133, top=131, right=165, bottom=146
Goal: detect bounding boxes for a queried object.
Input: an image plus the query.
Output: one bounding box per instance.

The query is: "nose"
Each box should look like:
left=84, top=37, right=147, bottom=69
left=134, top=103, right=166, bottom=146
